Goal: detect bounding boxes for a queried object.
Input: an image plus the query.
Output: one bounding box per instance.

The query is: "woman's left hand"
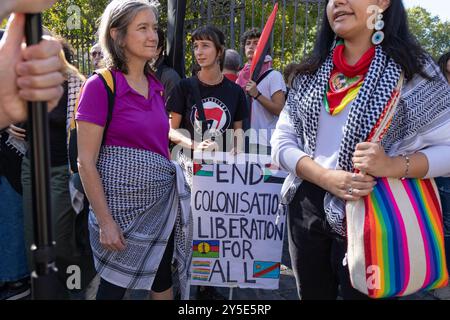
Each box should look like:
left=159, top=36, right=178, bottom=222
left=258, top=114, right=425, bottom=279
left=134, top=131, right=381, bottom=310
left=352, top=142, right=393, bottom=177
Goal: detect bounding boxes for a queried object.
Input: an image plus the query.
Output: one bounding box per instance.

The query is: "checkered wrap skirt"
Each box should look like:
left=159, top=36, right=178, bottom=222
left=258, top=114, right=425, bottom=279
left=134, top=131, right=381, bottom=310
left=88, top=146, right=192, bottom=297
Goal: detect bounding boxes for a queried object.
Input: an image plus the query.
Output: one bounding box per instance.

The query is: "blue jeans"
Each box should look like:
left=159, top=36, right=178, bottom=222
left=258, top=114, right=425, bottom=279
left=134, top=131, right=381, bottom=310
left=436, top=177, right=450, bottom=273
left=0, top=176, right=29, bottom=282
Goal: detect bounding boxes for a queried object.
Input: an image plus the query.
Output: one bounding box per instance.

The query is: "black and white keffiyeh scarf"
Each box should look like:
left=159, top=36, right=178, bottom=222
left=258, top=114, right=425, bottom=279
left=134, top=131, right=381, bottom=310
left=89, top=146, right=193, bottom=298
left=285, top=45, right=450, bottom=236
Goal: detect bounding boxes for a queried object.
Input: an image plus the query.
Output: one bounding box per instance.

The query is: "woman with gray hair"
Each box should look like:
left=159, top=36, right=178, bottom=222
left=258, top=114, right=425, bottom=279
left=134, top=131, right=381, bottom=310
left=75, top=0, right=192, bottom=300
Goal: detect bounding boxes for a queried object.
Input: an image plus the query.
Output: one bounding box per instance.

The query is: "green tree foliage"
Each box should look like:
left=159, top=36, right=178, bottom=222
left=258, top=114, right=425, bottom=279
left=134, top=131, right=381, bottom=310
left=42, top=0, right=110, bottom=74
left=407, top=7, right=450, bottom=59
left=43, top=0, right=109, bottom=38
left=243, top=0, right=322, bottom=70
left=15, top=0, right=321, bottom=74
left=181, top=0, right=322, bottom=73
left=3, top=1, right=449, bottom=73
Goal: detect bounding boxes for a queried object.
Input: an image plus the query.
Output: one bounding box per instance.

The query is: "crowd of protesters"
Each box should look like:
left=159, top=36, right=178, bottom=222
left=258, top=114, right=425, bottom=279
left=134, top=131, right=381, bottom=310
left=0, top=0, right=450, bottom=301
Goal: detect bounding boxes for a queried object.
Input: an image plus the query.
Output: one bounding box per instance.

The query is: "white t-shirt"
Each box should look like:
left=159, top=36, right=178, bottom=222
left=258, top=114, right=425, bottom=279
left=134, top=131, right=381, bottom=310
left=250, top=69, right=286, bottom=146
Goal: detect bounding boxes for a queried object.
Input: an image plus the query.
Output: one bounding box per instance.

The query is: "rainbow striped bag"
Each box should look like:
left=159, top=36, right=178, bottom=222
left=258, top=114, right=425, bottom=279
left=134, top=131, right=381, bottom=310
left=346, top=178, right=448, bottom=298
left=346, top=74, right=449, bottom=299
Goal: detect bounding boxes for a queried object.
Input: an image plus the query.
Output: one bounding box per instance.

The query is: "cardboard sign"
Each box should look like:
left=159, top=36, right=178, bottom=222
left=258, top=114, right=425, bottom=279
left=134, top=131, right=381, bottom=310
left=190, top=152, right=287, bottom=289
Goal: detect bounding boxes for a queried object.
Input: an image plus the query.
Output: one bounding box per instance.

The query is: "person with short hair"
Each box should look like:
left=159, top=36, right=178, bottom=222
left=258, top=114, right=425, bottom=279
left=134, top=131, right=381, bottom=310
left=223, top=49, right=241, bottom=82
left=167, top=25, right=248, bottom=186
left=236, top=27, right=286, bottom=151
left=167, top=25, right=247, bottom=301
left=89, top=43, right=104, bottom=71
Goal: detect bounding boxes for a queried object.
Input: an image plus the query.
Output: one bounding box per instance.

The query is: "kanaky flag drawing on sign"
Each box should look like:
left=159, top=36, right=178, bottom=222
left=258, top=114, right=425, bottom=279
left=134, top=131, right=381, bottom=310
left=250, top=3, right=279, bottom=81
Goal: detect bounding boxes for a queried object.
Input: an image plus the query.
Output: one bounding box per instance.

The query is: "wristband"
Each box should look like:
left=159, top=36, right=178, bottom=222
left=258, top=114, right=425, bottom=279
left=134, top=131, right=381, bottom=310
left=401, top=155, right=410, bottom=180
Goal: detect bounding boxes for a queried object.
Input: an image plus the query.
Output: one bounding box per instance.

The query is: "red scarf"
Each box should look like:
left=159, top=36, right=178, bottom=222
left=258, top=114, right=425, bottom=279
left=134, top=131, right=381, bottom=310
left=325, top=41, right=375, bottom=116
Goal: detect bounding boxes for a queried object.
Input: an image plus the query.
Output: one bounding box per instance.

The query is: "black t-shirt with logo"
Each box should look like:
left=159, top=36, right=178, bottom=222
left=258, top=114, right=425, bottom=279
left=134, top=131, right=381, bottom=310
left=167, top=76, right=248, bottom=152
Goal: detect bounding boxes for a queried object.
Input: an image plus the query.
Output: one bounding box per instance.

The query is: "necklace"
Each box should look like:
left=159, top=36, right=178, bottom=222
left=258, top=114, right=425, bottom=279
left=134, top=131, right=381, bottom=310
left=197, top=71, right=224, bottom=86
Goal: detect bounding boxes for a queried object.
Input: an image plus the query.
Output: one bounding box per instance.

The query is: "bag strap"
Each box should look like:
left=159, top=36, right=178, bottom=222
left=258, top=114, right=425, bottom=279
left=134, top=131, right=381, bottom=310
left=243, top=69, right=274, bottom=131
left=367, top=72, right=405, bottom=143
left=189, top=77, right=208, bottom=137
left=156, top=62, right=165, bottom=80
left=95, top=68, right=116, bottom=145
left=70, top=69, right=116, bottom=145
left=256, top=69, right=274, bottom=85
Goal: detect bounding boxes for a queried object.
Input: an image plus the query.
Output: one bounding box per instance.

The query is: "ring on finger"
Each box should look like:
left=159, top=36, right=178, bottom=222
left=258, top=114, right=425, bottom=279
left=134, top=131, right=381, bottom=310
left=348, top=187, right=353, bottom=195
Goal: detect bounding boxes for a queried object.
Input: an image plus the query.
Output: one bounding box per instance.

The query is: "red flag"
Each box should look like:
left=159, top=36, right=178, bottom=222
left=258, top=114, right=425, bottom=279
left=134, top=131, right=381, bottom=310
left=249, top=3, right=279, bottom=81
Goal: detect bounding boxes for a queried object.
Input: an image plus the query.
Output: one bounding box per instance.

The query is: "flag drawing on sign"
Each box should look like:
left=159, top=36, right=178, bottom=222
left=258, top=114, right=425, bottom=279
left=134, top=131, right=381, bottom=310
left=193, top=240, right=220, bottom=258
left=253, top=261, right=281, bottom=279
left=263, top=163, right=285, bottom=184
left=193, top=164, right=214, bottom=177
left=192, top=260, right=212, bottom=281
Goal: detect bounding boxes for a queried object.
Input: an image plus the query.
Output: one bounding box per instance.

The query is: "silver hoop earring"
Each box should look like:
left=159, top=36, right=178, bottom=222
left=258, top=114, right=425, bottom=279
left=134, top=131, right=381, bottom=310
left=372, top=10, right=385, bottom=45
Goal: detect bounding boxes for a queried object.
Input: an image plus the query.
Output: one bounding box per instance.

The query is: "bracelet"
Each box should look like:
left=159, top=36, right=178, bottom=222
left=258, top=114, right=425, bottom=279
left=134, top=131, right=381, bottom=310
left=253, top=91, right=262, bottom=100
left=401, top=155, right=410, bottom=180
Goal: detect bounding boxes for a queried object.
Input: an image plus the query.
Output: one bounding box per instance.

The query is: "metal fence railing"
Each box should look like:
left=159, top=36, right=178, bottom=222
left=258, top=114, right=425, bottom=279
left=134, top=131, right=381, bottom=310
left=62, top=0, right=325, bottom=76
left=64, top=32, right=95, bottom=76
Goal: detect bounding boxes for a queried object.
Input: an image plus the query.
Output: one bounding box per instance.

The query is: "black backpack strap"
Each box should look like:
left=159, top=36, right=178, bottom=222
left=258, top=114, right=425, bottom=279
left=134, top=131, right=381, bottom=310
left=156, top=62, right=165, bottom=80
left=188, top=77, right=208, bottom=137
left=94, top=69, right=116, bottom=145
left=68, top=69, right=116, bottom=174
left=256, top=69, right=274, bottom=85
left=242, top=69, right=274, bottom=132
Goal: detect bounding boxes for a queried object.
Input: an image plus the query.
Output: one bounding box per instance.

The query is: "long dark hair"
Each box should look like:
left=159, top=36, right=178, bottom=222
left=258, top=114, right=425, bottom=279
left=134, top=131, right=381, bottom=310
left=295, top=0, right=429, bottom=81
left=438, top=52, right=450, bottom=80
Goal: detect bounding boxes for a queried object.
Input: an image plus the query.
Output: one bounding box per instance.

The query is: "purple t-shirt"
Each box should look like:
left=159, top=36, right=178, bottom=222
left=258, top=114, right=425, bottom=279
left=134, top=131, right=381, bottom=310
left=76, top=70, right=170, bottom=159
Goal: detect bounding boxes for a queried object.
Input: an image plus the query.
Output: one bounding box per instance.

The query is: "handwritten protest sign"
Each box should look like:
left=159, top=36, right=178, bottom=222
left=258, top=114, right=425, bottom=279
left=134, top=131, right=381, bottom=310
left=190, top=152, right=287, bottom=289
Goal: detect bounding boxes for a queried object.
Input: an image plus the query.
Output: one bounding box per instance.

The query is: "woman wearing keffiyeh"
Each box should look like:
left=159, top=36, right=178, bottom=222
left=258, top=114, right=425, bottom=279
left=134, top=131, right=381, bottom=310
left=76, top=0, right=192, bottom=300
left=271, top=0, right=450, bottom=300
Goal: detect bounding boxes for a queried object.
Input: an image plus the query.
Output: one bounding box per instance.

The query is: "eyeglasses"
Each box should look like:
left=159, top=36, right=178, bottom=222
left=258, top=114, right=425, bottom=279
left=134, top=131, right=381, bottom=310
left=91, top=51, right=102, bottom=58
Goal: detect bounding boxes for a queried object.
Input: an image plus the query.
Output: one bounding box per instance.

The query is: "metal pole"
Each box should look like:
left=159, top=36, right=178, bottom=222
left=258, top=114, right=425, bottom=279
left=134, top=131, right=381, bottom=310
left=230, top=0, right=236, bottom=49
left=304, top=0, right=309, bottom=56
left=207, top=0, right=212, bottom=21
left=167, top=0, right=186, bottom=78
left=281, top=0, right=286, bottom=67
left=261, top=0, right=265, bottom=30
left=240, top=1, right=246, bottom=59
left=270, top=0, right=275, bottom=57
left=251, top=0, right=255, bottom=28
left=25, top=13, right=62, bottom=300
left=293, top=0, right=298, bottom=60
